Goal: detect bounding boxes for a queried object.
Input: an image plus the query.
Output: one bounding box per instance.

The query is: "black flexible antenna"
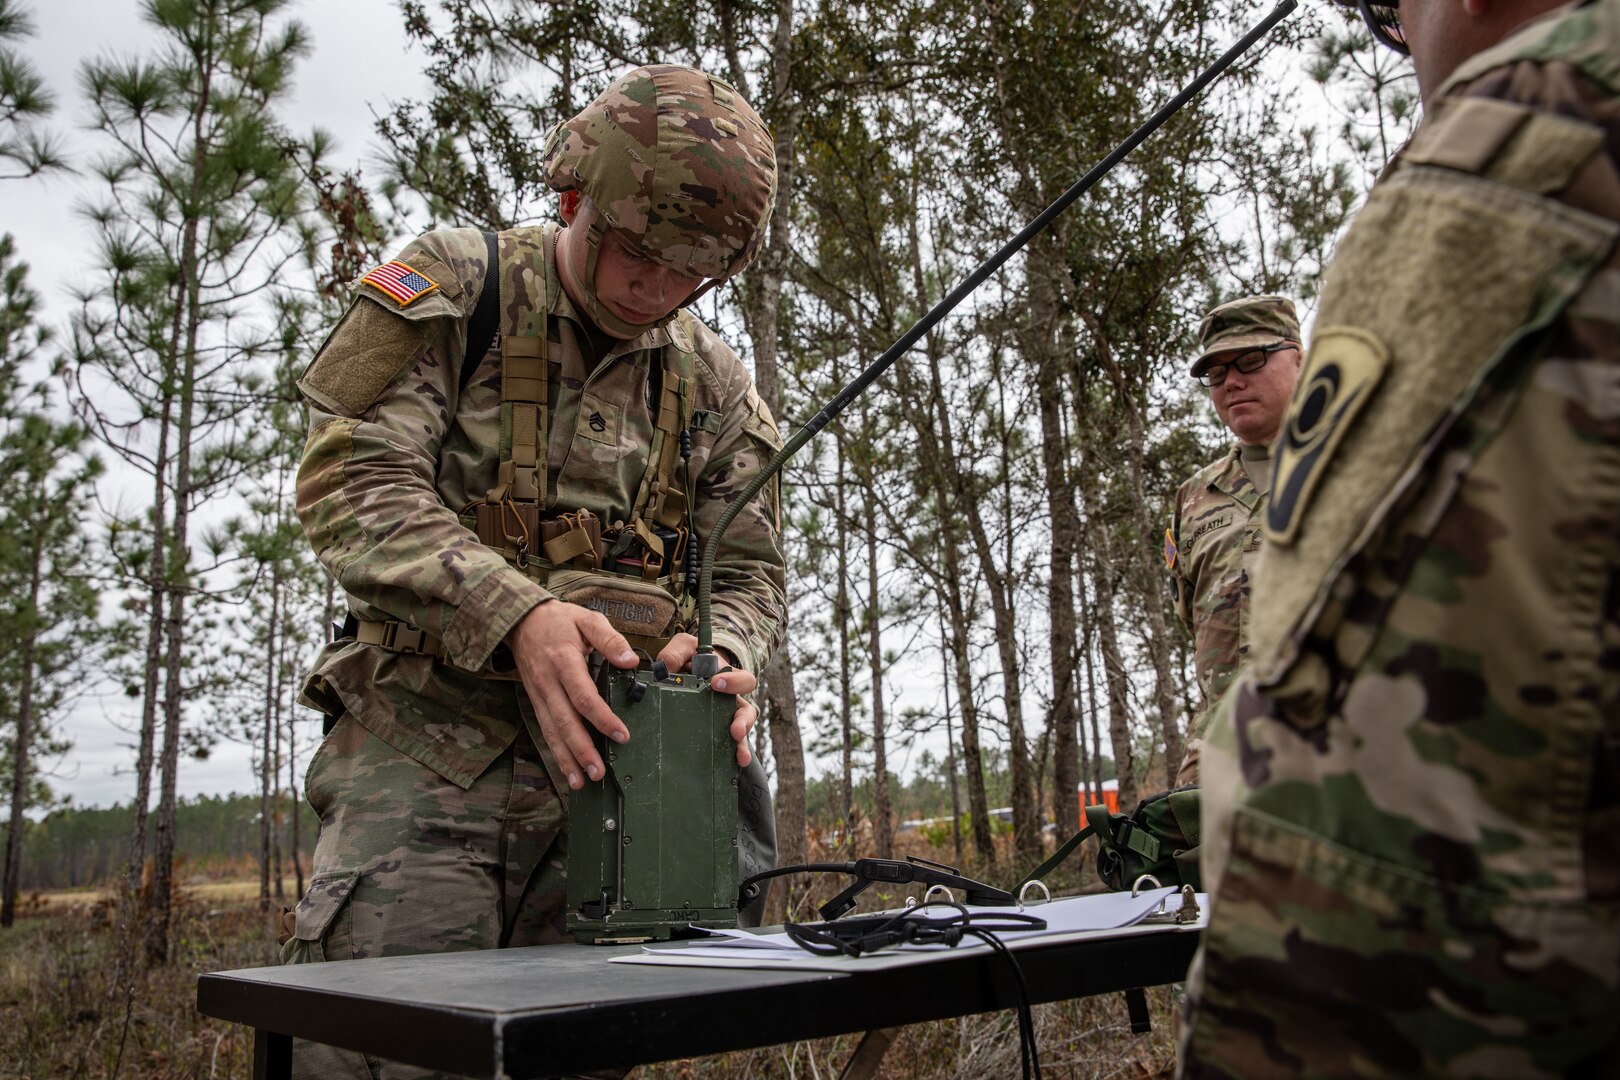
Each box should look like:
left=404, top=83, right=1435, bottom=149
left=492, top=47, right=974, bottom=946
left=692, top=0, right=1299, bottom=671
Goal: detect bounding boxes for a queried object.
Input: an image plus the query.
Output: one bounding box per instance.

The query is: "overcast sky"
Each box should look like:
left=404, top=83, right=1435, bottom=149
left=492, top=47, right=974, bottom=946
left=7, top=2, right=1378, bottom=814
left=8, top=0, right=430, bottom=810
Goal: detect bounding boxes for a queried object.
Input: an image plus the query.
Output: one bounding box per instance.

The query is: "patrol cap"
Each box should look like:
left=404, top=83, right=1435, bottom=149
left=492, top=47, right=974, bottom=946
left=1190, top=295, right=1301, bottom=377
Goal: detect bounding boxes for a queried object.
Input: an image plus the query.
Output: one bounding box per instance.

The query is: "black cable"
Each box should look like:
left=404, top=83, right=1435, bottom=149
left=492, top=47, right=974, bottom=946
left=783, top=902, right=1045, bottom=1080
left=961, top=925, right=1041, bottom=1080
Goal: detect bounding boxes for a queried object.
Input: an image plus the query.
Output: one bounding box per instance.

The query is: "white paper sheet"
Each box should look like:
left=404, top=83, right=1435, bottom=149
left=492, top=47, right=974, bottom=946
left=610, top=889, right=1205, bottom=972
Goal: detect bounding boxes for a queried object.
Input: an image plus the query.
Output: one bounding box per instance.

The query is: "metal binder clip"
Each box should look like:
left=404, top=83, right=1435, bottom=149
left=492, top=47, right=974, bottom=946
left=1141, top=883, right=1202, bottom=926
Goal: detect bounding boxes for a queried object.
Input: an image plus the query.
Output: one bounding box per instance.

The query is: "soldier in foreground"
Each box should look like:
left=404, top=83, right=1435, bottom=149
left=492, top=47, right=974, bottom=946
left=1182, top=0, right=1620, bottom=1075
left=282, top=65, right=786, bottom=1078
left=1167, top=296, right=1303, bottom=787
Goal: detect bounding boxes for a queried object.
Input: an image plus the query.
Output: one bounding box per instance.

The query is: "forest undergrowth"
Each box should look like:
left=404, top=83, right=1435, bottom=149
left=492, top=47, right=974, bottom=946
left=0, top=833, right=1177, bottom=1079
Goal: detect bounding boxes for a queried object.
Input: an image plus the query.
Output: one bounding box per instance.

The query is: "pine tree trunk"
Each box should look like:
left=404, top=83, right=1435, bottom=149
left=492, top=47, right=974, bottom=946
left=1121, top=403, right=1186, bottom=786
left=891, top=220, right=993, bottom=862
left=1035, top=342, right=1081, bottom=838
left=149, top=27, right=223, bottom=965
left=940, top=612, right=964, bottom=864
left=982, top=374, right=1039, bottom=862
left=274, top=568, right=292, bottom=900
left=260, top=572, right=279, bottom=909
left=1, top=526, right=44, bottom=928
left=834, top=441, right=855, bottom=857
left=758, top=642, right=801, bottom=922
left=865, top=511, right=893, bottom=859
left=1094, top=543, right=1139, bottom=813
left=1087, top=332, right=1185, bottom=791
left=723, top=0, right=807, bottom=886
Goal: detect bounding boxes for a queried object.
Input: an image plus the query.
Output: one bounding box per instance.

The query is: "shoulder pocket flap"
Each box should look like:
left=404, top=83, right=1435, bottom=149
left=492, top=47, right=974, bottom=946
left=299, top=298, right=436, bottom=417
left=292, top=870, right=359, bottom=942
left=741, top=400, right=783, bottom=452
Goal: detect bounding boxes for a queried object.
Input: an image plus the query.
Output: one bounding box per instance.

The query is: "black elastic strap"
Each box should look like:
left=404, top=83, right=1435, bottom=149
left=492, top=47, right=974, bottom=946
left=1015, top=822, right=1096, bottom=890
left=1124, top=986, right=1151, bottom=1034
left=317, top=613, right=362, bottom=735
left=460, top=230, right=500, bottom=395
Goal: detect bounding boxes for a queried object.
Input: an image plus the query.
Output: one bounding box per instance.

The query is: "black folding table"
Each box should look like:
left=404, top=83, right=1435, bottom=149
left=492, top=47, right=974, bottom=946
left=197, top=923, right=1201, bottom=1079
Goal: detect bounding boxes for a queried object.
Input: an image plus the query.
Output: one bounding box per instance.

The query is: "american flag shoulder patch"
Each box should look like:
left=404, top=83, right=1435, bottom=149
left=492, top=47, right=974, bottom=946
left=360, top=261, right=440, bottom=308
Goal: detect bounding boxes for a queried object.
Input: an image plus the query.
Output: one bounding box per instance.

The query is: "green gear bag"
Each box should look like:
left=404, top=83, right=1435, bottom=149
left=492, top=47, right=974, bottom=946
left=1018, top=786, right=1202, bottom=894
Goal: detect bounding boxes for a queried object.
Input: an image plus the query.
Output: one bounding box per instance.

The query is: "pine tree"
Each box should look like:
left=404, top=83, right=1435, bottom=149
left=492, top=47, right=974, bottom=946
left=69, top=0, right=315, bottom=965
left=0, top=238, right=102, bottom=928
left=0, top=0, right=65, bottom=179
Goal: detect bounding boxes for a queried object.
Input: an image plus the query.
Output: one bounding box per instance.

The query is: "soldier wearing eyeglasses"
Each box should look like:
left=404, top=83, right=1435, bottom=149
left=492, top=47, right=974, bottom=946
left=1166, top=295, right=1303, bottom=787
left=1182, top=0, right=1620, bottom=1075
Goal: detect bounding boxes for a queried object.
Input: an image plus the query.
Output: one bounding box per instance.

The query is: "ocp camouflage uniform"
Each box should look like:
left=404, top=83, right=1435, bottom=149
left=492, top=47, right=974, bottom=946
left=280, top=67, right=786, bottom=1080
left=1183, top=2, right=1620, bottom=1074
left=1170, top=295, right=1299, bottom=787
left=1169, top=448, right=1264, bottom=787
left=284, top=223, right=784, bottom=1078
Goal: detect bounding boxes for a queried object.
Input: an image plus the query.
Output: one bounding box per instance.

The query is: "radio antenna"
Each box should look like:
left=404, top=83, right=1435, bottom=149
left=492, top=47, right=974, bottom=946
left=692, top=0, right=1299, bottom=674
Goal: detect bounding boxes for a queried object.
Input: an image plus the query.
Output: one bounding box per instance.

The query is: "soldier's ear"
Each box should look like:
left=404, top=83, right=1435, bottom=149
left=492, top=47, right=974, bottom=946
left=559, top=188, right=582, bottom=224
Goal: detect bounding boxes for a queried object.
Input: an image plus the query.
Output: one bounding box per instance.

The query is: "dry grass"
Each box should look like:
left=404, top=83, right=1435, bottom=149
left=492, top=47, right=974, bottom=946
left=0, top=896, right=278, bottom=1079
left=14, top=877, right=306, bottom=913
left=641, top=990, right=1179, bottom=1079
left=0, top=833, right=1177, bottom=1079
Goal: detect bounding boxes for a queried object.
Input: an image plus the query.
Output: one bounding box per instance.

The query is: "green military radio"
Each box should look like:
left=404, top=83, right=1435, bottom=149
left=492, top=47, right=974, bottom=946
left=566, top=658, right=743, bottom=943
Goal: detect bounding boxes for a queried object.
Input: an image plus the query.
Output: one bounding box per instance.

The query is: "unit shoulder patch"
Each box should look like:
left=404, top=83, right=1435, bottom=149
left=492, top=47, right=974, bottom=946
left=1163, top=528, right=1178, bottom=570
left=1265, top=327, right=1391, bottom=546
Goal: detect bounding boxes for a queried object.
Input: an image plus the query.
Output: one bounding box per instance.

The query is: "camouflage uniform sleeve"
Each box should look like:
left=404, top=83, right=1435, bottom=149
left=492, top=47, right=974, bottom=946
left=690, top=325, right=787, bottom=677
left=1169, top=480, right=1193, bottom=628
left=296, top=230, right=552, bottom=672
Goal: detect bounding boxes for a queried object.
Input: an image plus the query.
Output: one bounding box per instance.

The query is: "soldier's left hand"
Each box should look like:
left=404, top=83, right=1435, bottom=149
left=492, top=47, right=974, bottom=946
left=659, top=633, right=757, bottom=768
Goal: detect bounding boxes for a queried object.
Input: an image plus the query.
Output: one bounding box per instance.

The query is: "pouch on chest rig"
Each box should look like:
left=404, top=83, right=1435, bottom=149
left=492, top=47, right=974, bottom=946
left=355, top=232, right=705, bottom=675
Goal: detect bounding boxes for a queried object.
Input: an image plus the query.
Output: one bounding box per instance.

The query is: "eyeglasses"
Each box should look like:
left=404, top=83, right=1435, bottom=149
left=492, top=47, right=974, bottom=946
left=1354, top=0, right=1408, bottom=55
left=1197, top=343, right=1293, bottom=388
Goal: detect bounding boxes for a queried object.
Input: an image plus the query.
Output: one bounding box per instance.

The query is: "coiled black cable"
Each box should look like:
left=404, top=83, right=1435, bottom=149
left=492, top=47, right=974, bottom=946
left=785, top=902, right=1045, bottom=1080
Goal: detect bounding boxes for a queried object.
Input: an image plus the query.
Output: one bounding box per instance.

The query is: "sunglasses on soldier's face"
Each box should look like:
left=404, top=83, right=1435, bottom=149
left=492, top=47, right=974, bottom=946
left=1354, top=0, right=1409, bottom=55
left=1197, top=343, right=1293, bottom=388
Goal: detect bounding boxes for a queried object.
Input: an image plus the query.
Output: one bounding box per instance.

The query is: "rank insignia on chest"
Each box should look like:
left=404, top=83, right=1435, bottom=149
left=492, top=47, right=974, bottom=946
left=360, top=261, right=440, bottom=308
left=1164, top=528, right=1178, bottom=570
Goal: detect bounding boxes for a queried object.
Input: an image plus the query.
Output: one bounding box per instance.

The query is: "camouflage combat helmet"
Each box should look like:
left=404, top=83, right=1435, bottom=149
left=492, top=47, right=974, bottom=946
left=542, top=64, right=778, bottom=336
left=1190, top=294, right=1301, bottom=377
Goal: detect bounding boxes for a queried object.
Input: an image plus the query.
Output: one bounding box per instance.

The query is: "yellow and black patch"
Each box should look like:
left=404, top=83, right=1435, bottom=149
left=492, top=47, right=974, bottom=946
left=1265, top=328, right=1390, bottom=546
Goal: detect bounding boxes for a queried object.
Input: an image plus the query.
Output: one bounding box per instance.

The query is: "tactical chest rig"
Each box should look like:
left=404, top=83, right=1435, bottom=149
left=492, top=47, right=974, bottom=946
left=360, top=228, right=711, bottom=660
left=481, top=226, right=703, bottom=639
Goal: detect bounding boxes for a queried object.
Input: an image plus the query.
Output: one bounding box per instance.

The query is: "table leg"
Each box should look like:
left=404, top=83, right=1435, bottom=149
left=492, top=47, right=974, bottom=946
left=840, top=1027, right=902, bottom=1080
left=252, top=1028, right=293, bottom=1080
